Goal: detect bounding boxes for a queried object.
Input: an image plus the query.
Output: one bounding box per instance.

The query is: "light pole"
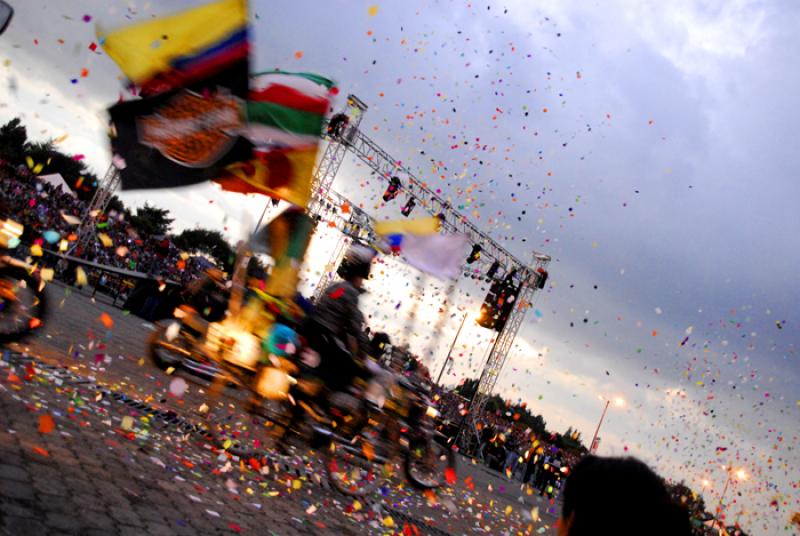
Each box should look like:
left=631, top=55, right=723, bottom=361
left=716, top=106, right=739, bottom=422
left=436, top=311, right=469, bottom=386
left=589, top=396, right=624, bottom=454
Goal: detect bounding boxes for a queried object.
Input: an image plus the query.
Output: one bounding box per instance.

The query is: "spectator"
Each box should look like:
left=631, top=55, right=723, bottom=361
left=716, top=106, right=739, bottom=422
left=503, top=437, right=520, bottom=477
left=558, top=455, right=692, bottom=536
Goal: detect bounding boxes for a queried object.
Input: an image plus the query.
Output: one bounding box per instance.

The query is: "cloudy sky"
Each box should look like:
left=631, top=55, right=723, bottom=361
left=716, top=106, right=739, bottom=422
left=1, top=0, right=798, bottom=531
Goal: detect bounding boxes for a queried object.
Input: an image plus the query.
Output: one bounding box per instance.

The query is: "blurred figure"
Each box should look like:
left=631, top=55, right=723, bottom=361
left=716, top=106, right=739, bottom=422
left=327, top=112, right=349, bottom=139
left=558, top=456, right=692, bottom=536
left=503, top=436, right=520, bottom=478
left=306, top=243, right=374, bottom=392
left=540, top=453, right=562, bottom=498
left=274, top=244, right=375, bottom=450
left=182, top=267, right=229, bottom=322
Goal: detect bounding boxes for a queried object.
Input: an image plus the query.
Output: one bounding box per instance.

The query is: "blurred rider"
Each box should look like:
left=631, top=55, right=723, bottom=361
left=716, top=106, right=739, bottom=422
left=182, top=267, right=229, bottom=322
left=274, top=245, right=375, bottom=450
left=303, top=243, right=375, bottom=393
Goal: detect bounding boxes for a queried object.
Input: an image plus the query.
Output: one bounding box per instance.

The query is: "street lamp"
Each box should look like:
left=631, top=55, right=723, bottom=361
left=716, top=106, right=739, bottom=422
left=589, top=395, right=625, bottom=453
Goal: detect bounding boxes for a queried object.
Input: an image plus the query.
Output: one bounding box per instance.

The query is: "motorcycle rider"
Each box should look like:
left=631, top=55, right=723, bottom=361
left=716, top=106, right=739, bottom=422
left=275, top=244, right=376, bottom=448
left=304, top=243, right=375, bottom=392
left=182, top=266, right=229, bottom=322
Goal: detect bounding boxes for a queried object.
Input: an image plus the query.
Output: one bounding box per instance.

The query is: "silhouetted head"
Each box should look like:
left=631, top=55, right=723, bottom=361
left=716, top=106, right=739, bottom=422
left=559, top=456, right=691, bottom=536
left=337, top=243, right=376, bottom=288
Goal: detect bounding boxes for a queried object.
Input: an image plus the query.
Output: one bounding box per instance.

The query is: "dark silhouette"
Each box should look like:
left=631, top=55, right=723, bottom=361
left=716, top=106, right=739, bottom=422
left=559, top=456, right=692, bottom=536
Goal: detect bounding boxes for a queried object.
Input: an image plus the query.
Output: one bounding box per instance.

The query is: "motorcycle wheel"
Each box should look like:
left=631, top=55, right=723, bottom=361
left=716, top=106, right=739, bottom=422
left=404, top=438, right=457, bottom=490
left=325, top=438, right=386, bottom=497
left=147, top=323, right=187, bottom=371
left=0, top=266, right=47, bottom=344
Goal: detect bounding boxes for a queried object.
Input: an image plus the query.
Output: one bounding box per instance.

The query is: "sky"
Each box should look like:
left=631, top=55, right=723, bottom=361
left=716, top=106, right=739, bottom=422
left=1, top=0, right=799, bottom=532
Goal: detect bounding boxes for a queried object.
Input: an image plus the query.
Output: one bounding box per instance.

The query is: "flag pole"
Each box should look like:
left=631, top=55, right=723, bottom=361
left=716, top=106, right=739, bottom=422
left=254, top=200, right=273, bottom=231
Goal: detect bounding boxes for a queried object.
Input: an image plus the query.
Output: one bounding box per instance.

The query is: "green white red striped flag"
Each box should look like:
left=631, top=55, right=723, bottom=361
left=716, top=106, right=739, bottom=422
left=214, top=70, right=336, bottom=207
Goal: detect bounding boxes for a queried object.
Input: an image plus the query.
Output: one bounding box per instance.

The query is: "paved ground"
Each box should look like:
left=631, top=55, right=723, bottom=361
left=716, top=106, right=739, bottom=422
left=0, top=282, right=560, bottom=535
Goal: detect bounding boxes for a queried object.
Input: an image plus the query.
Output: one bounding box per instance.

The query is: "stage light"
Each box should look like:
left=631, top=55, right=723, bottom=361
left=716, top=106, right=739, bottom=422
left=383, top=176, right=402, bottom=202
left=536, top=269, right=548, bottom=289
left=486, top=261, right=500, bottom=280
left=401, top=197, right=416, bottom=217
left=504, top=268, right=517, bottom=286
left=467, top=244, right=482, bottom=264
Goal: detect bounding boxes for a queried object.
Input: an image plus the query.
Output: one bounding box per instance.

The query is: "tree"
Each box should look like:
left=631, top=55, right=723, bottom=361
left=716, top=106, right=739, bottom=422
left=129, top=203, right=174, bottom=236
left=484, top=394, right=505, bottom=413
left=18, top=138, right=99, bottom=200
left=455, top=378, right=479, bottom=399
left=106, top=195, right=126, bottom=215
left=172, top=227, right=234, bottom=271
left=555, top=431, right=586, bottom=454
left=522, top=412, right=548, bottom=436
left=0, top=117, right=28, bottom=164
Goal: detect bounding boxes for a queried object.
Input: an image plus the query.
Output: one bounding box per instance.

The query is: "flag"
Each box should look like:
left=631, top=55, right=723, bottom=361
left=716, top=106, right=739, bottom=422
left=103, top=0, right=251, bottom=191
left=213, top=71, right=335, bottom=207
left=392, top=233, right=470, bottom=279
left=375, top=217, right=468, bottom=279
left=251, top=207, right=314, bottom=297
left=100, top=0, right=249, bottom=96
left=373, top=216, right=441, bottom=239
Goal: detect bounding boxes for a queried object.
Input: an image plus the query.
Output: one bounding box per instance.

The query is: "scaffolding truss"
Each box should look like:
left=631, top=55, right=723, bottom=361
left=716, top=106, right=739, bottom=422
left=72, top=164, right=122, bottom=253
left=462, top=255, right=550, bottom=428
left=307, top=96, right=551, bottom=454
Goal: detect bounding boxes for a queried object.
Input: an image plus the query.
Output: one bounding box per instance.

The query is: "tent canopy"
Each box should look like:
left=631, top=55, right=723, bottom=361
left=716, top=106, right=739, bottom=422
left=37, top=173, right=76, bottom=197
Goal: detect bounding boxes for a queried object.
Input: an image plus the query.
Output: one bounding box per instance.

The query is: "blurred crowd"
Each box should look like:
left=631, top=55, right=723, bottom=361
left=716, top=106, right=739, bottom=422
left=434, top=387, right=581, bottom=499
left=2, top=166, right=747, bottom=535
left=434, top=388, right=737, bottom=535
left=0, top=164, right=204, bottom=285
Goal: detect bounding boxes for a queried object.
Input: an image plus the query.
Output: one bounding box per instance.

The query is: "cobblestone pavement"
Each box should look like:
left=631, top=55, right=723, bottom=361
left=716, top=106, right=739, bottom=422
left=0, top=283, right=559, bottom=535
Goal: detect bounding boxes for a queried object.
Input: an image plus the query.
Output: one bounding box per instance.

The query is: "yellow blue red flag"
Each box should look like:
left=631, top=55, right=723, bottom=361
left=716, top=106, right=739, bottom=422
left=103, top=0, right=251, bottom=191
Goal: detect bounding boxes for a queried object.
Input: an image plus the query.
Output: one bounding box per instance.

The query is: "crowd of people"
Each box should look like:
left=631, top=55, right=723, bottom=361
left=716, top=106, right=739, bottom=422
left=434, top=389, right=581, bottom=499
left=0, top=163, right=206, bottom=287
left=433, top=389, right=735, bottom=534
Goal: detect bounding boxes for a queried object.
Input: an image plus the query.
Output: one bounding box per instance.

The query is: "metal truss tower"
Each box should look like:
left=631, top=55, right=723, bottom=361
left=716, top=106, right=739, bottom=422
left=304, top=94, right=551, bottom=451
left=456, top=253, right=551, bottom=452
left=307, top=94, right=368, bottom=217
left=307, top=95, right=368, bottom=298
left=73, top=164, right=122, bottom=253
left=310, top=188, right=376, bottom=299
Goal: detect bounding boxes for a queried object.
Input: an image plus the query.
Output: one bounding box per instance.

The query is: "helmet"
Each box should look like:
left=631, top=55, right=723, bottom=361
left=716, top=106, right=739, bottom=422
left=337, top=243, right=376, bottom=280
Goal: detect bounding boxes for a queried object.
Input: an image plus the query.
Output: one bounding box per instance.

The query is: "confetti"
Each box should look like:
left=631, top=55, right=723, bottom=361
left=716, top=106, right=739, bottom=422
left=38, top=414, right=55, bottom=434
left=99, top=313, right=114, bottom=329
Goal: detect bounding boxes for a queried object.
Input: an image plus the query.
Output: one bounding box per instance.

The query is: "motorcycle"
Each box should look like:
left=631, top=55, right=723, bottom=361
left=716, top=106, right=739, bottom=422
left=321, top=366, right=457, bottom=495
left=0, top=219, right=47, bottom=344
left=149, top=297, right=457, bottom=495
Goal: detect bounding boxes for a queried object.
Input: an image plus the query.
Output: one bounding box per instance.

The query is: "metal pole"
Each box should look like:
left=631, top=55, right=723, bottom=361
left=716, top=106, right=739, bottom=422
left=589, top=400, right=610, bottom=454
left=254, top=200, right=273, bottom=232
left=716, top=469, right=732, bottom=522
left=436, top=312, right=468, bottom=386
